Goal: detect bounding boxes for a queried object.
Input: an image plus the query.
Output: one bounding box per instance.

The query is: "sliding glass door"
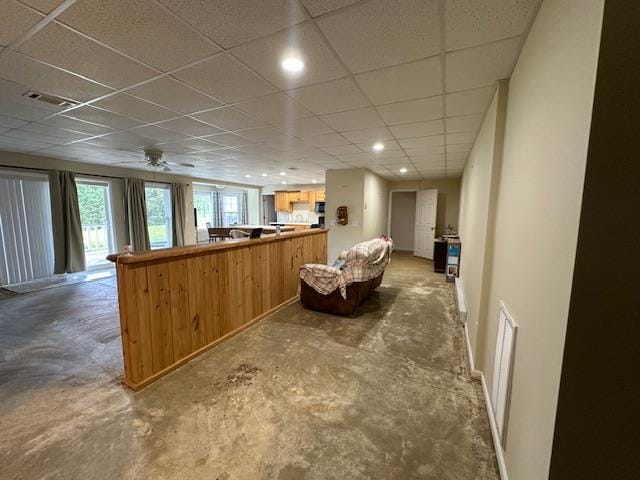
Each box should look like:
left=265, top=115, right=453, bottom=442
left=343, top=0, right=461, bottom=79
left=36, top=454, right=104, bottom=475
left=145, top=183, right=172, bottom=249
left=77, top=180, right=115, bottom=269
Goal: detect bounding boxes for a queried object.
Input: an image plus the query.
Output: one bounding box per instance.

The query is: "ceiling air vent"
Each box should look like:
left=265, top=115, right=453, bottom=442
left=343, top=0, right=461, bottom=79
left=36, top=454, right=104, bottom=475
left=22, top=90, right=79, bottom=108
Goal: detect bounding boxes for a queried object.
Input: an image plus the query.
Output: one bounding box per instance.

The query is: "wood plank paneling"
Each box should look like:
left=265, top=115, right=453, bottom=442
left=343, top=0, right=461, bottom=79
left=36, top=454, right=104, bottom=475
left=113, top=230, right=327, bottom=389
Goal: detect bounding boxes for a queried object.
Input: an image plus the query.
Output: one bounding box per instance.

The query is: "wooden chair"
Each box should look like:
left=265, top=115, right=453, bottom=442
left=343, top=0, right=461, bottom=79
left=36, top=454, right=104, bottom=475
left=229, top=229, right=250, bottom=239
left=207, top=227, right=232, bottom=242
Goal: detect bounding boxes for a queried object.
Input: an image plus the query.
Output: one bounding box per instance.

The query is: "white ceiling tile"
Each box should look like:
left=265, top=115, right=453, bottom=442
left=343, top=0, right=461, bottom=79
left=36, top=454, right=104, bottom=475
left=173, top=53, right=277, bottom=103
left=300, top=0, right=359, bottom=17
left=355, top=57, right=442, bottom=105
left=17, top=122, right=91, bottom=141
left=0, top=51, right=113, bottom=102
left=274, top=116, right=334, bottom=137
left=155, top=117, right=224, bottom=137
left=287, top=77, right=370, bottom=115
left=130, top=125, right=190, bottom=142
left=0, top=0, right=42, bottom=47
left=127, top=77, right=222, bottom=114
left=320, top=107, right=384, bottom=131
left=405, top=146, right=446, bottom=156
left=0, top=114, right=28, bottom=129
left=300, top=132, right=350, bottom=147
left=230, top=22, right=348, bottom=90
left=399, top=135, right=445, bottom=149
left=235, top=93, right=313, bottom=123
left=93, top=93, right=177, bottom=123
left=377, top=96, right=443, bottom=125
left=317, top=0, right=440, bottom=73
left=447, top=151, right=469, bottom=161
left=445, top=114, right=484, bottom=133
left=4, top=128, right=64, bottom=146
left=0, top=98, right=52, bottom=122
left=158, top=0, right=307, bottom=48
left=320, top=144, right=361, bottom=155
left=389, top=120, right=444, bottom=139
left=42, top=115, right=114, bottom=136
left=447, top=143, right=472, bottom=153
left=446, top=86, right=495, bottom=116
left=192, top=107, right=264, bottom=131
left=446, top=37, right=521, bottom=91
left=63, top=106, right=143, bottom=130
left=18, top=23, right=157, bottom=89
left=340, top=126, right=392, bottom=144
left=447, top=132, right=477, bottom=145
left=201, top=132, right=255, bottom=148
left=57, top=0, right=220, bottom=71
left=19, top=0, right=61, bottom=14
left=445, top=0, right=540, bottom=51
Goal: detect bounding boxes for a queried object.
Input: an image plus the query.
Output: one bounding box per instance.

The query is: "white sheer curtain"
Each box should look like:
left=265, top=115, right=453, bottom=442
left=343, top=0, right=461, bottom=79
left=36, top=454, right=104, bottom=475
left=0, top=170, right=55, bottom=285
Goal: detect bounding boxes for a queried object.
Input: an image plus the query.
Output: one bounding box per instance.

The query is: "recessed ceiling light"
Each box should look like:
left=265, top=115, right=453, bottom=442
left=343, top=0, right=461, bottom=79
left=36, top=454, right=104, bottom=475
left=372, top=142, right=385, bottom=152
left=311, top=179, right=317, bottom=184
left=244, top=174, right=251, bottom=178
left=261, top=173, right=268, bottom=177
left=281, top=180, right=287, bottom=184
left=400, top=167, right=408, bottom=174
left=279, top=171, right=286, bottom=176
left=281, top=56, right=305, bottom=74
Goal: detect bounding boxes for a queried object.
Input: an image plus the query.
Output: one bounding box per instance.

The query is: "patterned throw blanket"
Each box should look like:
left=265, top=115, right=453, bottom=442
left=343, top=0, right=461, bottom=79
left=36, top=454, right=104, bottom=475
left=299, top=237, right=394, bottom=299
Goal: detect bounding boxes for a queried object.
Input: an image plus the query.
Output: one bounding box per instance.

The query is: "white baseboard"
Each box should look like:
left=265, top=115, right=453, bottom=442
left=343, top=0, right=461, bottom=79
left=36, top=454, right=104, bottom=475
left=463, top=323, right=509, bottom=480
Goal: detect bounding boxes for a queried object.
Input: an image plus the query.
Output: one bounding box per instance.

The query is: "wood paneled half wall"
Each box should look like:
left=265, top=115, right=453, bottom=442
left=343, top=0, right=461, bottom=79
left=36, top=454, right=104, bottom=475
left=108, top=229, right=328, bottom=390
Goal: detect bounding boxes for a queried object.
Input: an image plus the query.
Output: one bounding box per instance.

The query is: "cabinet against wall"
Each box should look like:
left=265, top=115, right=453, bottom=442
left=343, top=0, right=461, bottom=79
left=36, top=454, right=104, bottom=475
left=276, top=190, right=325, bottom=212
left=275, top=191, right=291, bottom=212
left=316, top=190, right=325, bottom=201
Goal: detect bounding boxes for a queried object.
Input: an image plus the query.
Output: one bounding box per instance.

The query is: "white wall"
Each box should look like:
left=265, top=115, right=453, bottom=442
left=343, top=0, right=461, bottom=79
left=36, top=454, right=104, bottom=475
left=388, top=178, right=460, bottom=236
left=457, top=0, right=605, bottom=478
left=0, top=151, right=260, bottom=249
left=362, top=170, right=389, bottom=241
left=325, top=169, right=364, bottom=262
left=389, top=191, right=416, bottom=251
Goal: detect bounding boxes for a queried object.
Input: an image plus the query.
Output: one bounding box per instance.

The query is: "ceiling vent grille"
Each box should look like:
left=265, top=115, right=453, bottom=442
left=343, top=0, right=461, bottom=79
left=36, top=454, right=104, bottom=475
left=22, top=91, right=79, bottom=108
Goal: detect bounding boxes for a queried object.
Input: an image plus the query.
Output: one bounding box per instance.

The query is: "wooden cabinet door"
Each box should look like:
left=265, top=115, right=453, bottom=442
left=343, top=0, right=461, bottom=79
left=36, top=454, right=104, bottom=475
left=275, top=191, right=290, bottom=211
left=288, top=191, right=301, bottom=202
left=316, top=190, right=325, bottom=201
left=307, top=191, right=316, bottom=210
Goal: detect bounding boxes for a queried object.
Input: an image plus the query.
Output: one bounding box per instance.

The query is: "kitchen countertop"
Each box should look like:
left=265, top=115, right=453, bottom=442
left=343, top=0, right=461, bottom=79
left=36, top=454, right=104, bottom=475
left=269, top=222, right=313, bottom=225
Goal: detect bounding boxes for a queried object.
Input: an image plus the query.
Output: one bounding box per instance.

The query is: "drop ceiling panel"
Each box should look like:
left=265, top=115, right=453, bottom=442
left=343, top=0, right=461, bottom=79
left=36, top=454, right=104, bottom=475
left=319, top=107, right=384, bottom=132
left=446, top=37, right=522, bottom=91
left=158, top=0, right=307, bottom=49
left=377, top=96, right=443, bottom=125
left=42, top=115, right=114, bottom=136
left=93, top=93, right=177, bottom=123
left=273, top=116, right=334, bottom=137
left=446, top=114, right=484, bottom=133
left=320, top=144, right=361, bottom=155
left=18, top=122, right=91, bottom=141
left=0, top=114, right=29, bottom=129
left=399, top=135, right=445, bottom=149
left=192, top=107, right=264, bottom=132
left=173, top=54, right=277, bottom=103
left=155, top=116, right=224, bottom=137
left=235, top=93, right=313, bottom=123
left=201, top=132, right=255, bottom=148
left=355, top=57, right=442, bottom=105
left=340, top=126, right=392, bottom=144
left=63, top=106, right=143, bottom=130
left=19, top=0, right=61, bottom=14
left=447, top=143, right=472, bottom=153
left=447, top=132, right=477, bottom=145
left=57, top=0, right=220, bottom=71
left=446, top=86, right=495, bottom=116
left=230, top=22, right=348, bottom=90
left=0, top=51, right=113, bottom=102
left=389, top=120, right=444, bottom=139
left=127, top=77, right=223, bottom=114
left=18, top=23, right=157, bottom=89
left=445, top=0, right=540, bottom=51
left=0, top=0, right=43, bottom=47
left=287, top=77, right=370, bottom=115
left=130, top=125, right=191, bottom=143
left=300, top=132, right=350, bottom=147
left=300, top=0, right=359, bottom=17
left=0, top=98, right=55, bottom=122
left=317, top=0, right=440, bottom=73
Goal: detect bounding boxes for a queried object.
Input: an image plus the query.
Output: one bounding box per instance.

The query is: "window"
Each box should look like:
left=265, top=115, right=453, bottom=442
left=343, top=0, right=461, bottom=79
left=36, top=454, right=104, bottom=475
left=222, top=193, right=240, bottom=226
left=145, top=184, right=172, bottom=249
left=194, top=190, right=213, bottom=227
left=77, top=180, right=115, bottom=269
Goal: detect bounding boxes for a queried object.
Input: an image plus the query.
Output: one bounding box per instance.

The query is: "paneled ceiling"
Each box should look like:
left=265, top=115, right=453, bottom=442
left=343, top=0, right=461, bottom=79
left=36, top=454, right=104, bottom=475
left=0, top=0, right=541, bottom=185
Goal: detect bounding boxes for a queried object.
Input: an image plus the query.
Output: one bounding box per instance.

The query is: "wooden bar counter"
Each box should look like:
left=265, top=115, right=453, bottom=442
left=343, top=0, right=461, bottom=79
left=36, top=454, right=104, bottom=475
left=108, top=229, right=328, bottom=390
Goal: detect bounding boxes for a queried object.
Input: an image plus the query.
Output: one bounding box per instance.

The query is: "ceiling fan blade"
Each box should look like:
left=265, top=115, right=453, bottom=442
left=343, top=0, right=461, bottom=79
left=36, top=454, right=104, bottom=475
left=162, top=165, right=172, bottom=172
left=166, top=161, right=195, bottom=168
left=112, top=161, right=146, bottom=166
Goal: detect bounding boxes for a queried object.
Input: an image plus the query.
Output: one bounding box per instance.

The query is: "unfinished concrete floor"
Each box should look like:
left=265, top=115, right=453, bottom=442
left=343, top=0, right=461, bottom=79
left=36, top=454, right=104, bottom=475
left=0, top=252, right=498, bottom=479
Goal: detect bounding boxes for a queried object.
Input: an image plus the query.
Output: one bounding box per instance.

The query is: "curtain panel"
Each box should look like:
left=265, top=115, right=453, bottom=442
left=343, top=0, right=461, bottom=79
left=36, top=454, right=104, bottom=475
left=124, top=178, right=150, bottom=251
left=171, top=183, right=187, bottom=247
left=48, top=170, right=85, bottom=274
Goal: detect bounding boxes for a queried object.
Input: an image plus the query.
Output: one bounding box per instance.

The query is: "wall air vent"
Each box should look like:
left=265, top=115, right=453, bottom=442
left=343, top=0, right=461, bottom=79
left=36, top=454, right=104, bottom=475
left=22, top=90, right=79, bottom=108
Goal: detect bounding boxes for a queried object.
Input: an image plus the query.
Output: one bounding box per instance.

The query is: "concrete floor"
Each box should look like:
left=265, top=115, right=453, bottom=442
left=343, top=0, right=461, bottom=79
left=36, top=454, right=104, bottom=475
left=0, top=253, right=498, bottom=480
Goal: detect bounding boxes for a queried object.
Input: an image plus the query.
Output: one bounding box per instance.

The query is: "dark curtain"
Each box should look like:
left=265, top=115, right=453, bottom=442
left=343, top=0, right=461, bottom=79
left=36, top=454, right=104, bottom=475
left=171, top=183, right=187, bottom=247
left=123, top=178, right=150, bottom=251
left=239, top=191, right=248, bottom=224
left=48, top=170, right=85, bottom=273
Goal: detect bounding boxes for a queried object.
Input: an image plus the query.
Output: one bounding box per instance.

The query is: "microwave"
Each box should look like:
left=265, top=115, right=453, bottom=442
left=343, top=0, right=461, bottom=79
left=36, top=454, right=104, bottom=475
left=315, top=201, right=325, bottom=214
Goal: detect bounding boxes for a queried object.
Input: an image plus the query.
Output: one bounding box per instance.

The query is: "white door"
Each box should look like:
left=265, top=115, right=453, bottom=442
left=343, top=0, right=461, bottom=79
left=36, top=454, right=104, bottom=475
left=414, top=189, right=438, bottom=259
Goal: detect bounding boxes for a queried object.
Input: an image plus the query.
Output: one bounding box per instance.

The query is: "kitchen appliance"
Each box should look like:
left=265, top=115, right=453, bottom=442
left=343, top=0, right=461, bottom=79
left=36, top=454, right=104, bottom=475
left=315, top=201, right=325, bottom=214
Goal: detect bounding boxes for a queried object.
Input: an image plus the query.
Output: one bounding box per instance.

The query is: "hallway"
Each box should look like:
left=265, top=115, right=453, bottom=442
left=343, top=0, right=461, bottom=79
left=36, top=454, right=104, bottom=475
left=0, top=253, right=497, bottom=479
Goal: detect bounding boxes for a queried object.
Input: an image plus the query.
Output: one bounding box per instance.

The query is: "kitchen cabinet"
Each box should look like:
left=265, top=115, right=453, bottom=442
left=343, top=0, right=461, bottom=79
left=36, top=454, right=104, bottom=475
left=275, top=190, right=325, bottom=212
left=307, top=191, right=316, bottom=210
left=316, top=190, right=325, bottom=201
left=275, top=191, right=292, bottom=212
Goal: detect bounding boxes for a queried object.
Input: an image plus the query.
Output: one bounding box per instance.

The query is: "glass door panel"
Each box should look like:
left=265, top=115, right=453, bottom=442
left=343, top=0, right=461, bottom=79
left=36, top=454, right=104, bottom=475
left=77, top=181, right=115, bottom=269
left=145, top=184, right=172, bottom=249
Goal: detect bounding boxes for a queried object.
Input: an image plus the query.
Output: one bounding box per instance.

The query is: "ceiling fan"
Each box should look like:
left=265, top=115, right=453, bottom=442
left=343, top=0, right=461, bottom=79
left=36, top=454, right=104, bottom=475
left=114, top=149, right=195, bottom=172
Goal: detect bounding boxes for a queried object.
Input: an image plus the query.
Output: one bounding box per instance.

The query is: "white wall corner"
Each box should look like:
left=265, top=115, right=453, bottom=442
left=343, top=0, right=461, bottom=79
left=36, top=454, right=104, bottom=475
left=454, top=277, right=467, bottom=324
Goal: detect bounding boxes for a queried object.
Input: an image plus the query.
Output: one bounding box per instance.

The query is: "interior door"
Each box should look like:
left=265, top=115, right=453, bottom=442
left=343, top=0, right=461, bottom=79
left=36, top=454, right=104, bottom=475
left=414, top=189, right=438, bottom=259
